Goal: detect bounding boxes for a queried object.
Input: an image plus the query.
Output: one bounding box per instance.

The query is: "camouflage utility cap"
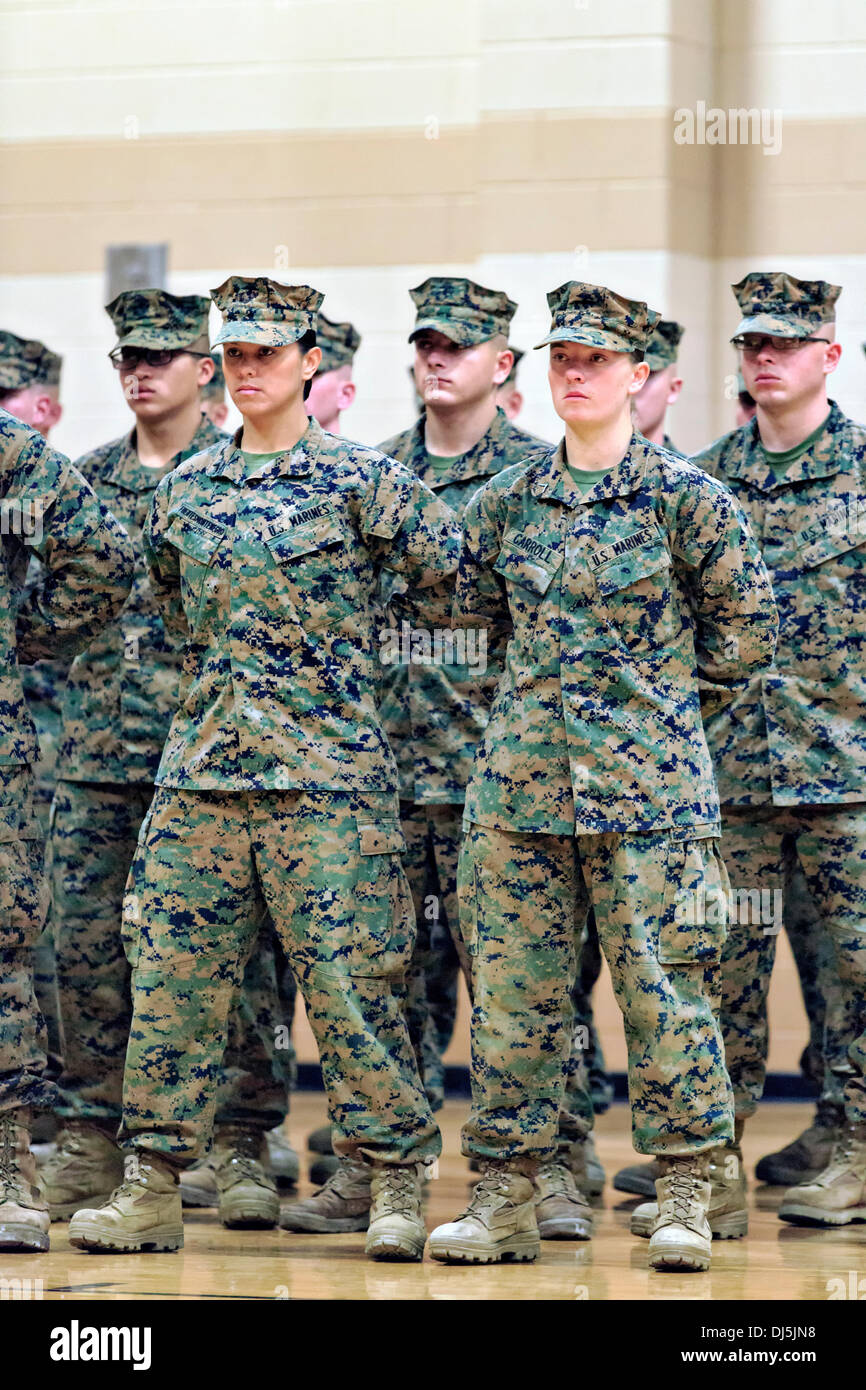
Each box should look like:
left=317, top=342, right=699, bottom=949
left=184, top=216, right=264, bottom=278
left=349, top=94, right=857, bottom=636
left=201, top=351, right=225, bottom=400
left=212, top=277, right=323, bottom=348
left=732, top=272, right=841, bottom=339
left=316, top=313, right=361, bottom=374
left=645, top=319, right=684, bottom=371
left=0, top=331, right=62, bottom=392
left=409, top=277, right=517, bottom=347
left=106, top=290, right=212, bottom=353
left=536, top=283, right=661, bottom=353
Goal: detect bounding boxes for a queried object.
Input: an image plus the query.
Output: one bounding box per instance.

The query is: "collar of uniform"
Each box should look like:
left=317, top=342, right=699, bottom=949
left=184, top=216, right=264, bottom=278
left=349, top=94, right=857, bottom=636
left=104, top=415, right=224, bottom=492
left=411, top=406, right=516, bottom=489
left=530, top=433, right=650, bottom=508
left=723, top=400, right=848, bottom=493
left=206, top=415, right=323, bottom=482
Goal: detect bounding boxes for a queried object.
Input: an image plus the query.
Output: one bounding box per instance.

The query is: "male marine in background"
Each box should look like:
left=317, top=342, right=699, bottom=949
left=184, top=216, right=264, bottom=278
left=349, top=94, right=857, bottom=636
left=0, top=333, right=63, bottom=439
left=630, top=273, right=866, bottom=1240
left=377, top=278, right=542, bottom=1118
left=495, top=346, right=525, bottom=422
left=200, top=350, right=230, bottom=431
left=306, top=313, right=359, bottom=433
left=631, top=318, right=684, bottom=452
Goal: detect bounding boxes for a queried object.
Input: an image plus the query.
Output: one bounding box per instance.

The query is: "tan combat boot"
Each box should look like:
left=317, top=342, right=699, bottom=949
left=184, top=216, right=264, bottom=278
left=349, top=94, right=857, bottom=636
left=265, top=1125, right=299, bottom=1188
left=534, top=1158, right=593, bottom=1239
left=778, top=1122, right=866, bottom=1226
left=563, top=1132, right=605, bottom=1198
left=364, top=1163, right=427, bottom=1261
left=428, top=1161, right=540, bottom=1264
left=631, top=1134, right=748, bottom=1241
left=68, top=1151, right=183, bottom=1252
left=180, top=1127, right=299, bottom=1209
left=756, top=1101, right=844, bottom=1186
left=578, top=1131, right=605, bottom=1196
left=210, top=1125, right=279, bottom=1229
left=179, top=1154, right=218, bottom=1208
left=280, top=1157, right=372, bottom=1233
left=645, top=1153, right=712, bottom=1272
left=38, top=1119, right=124, bottom=1220
left=0, top=1109, right=50, bottom=1252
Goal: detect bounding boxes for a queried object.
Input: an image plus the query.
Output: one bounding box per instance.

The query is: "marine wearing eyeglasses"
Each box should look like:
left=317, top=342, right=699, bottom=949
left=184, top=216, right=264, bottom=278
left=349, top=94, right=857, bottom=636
left=681, top=271, right=866, bottom=1235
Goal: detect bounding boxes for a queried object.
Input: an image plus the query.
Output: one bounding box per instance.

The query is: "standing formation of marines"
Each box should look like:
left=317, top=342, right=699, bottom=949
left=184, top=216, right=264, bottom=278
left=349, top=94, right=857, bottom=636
left=1, top=267, right=864, bottom=1273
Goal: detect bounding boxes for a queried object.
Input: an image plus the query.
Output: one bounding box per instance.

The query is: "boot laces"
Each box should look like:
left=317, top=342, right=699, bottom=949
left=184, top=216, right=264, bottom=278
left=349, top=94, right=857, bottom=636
left=537, top=1160, right=573, bottom=1196
left=0, top=1118, right=17, bottom=1197
left=664, top=1157, right=704, bottom=1225
left=319, top=1159, right=370, bottom=1196
left=376, top=1166, right=417, bottom=1217
left=102, top=1153, right=143, bottom=1206
left=461, top=1169, right=515, bottom=1218
left=828, top=1123, right=865, bottom=1174
left=217, top=1131, right=265, bottom=1183
left=226, top=1155, right=262, bottom=1182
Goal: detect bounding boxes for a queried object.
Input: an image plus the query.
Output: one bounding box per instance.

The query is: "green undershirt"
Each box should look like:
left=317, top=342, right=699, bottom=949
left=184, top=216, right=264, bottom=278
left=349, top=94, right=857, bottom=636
left=241, top=450, right=286, bottom=466
left=760, top=412, right=830, bottom=468
left=565, top=463, right=611, bottom=494
left=424, top=450, right=463, bottom=474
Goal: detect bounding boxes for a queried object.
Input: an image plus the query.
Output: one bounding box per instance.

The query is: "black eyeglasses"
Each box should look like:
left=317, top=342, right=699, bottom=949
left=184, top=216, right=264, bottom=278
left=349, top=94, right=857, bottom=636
left=731, top=334, right=831, bottom=356
left=108, top=348, right=208, bottom=371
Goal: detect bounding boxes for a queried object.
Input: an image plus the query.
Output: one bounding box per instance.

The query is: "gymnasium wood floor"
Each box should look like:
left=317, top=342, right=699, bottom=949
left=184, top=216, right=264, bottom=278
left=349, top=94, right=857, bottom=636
left=11, top=1095, right=864, bottom=1301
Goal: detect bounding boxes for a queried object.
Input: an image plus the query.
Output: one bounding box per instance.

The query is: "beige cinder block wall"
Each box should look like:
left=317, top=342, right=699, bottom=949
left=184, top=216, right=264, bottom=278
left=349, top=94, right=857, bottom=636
left=4, top=0, right=863, bottom=1075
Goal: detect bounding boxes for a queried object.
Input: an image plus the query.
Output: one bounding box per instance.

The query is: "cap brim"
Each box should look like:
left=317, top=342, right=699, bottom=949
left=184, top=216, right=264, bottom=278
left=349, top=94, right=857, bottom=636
left=409, top=318, right=489, bottom=347
left=534, top=328, right=633, bottom=352
left=212, top=323, right=305, bottom=348
left=734, top=314, right=815, bottom=338
left=115, top=330, right=207, bottom=351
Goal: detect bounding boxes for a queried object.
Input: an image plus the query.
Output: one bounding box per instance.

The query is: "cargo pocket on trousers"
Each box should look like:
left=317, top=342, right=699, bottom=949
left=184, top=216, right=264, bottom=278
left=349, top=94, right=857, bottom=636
left=658, top=835, right=728, bottom=965
left=351, top=821, right=413, bottom=978
left=0, top=835, right=48, bottom=950
left=121, top=806, right=154, bottom=969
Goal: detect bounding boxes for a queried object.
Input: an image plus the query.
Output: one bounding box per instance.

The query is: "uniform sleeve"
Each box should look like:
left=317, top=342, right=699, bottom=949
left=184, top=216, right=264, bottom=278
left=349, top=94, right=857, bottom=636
left=14, top=448, right=135, bottom=664
left=142, top=475, right=188, bottom=639
left=451, top=480, right=513, bottom=643
left=360, top=456, right=461, bottom=630
left=671, top=470, right=778, bottom=712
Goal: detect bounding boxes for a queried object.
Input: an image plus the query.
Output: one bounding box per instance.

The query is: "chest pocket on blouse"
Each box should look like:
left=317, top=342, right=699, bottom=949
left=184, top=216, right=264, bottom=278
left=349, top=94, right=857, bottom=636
left=165, top=509, right=227, bottom=626
left=265, top=512, right=356, bottom=633
left=788, top=518, right=866, bottom=636
left=493, top=533, right=559, bottom=654
left=593, top=541, right=678, bottom=654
